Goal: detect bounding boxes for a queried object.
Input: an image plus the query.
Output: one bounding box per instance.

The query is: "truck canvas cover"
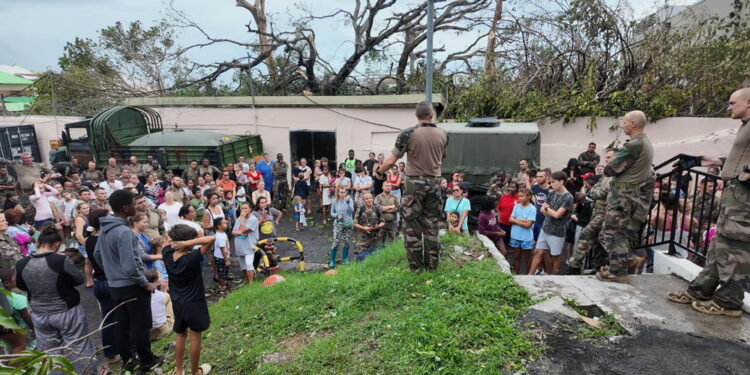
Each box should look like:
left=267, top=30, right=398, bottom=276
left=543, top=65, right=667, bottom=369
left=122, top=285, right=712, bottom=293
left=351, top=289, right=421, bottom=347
left=438, top=120, right=540, bottom=190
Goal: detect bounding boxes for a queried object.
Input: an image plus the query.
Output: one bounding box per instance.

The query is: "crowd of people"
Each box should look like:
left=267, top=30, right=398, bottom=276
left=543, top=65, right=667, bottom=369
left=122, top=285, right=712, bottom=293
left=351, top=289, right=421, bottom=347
left=0, top=90, right=748, bottom=373
left=0, top=148, right=417, bottom=373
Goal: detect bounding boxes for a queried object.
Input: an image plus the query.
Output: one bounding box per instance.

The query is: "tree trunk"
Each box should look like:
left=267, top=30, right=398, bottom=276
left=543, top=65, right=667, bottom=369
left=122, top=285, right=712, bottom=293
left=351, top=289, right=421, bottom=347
left=236, top=0, right=278, bottom=83
left=484, top=0, right=503, bottom=74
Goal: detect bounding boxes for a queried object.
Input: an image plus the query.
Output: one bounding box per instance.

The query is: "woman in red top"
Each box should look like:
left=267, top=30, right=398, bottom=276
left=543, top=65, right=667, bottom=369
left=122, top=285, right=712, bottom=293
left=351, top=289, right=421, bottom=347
left=246, top=162, right=263, bottom=192
left=496, top=181, right=519, bottom=251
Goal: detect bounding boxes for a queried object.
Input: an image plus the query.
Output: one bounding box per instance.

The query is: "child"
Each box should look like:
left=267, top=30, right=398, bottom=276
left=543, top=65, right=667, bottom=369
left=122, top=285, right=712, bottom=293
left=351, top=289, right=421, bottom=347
left=509, top=188, right=537, bottom=275
left=448, top=212, right=462, bottom=233
left=0, top=268, right=35, bottom=351
left=528, top=171, right=573, bottom=275
left=213, top=218, right=231, bottom=294
left=293, top=196, right=307, bottom=231
left=61, top=191, right=78, bottom=244
left=162, top=225, right=215, bottom=375
left=293, top=173, right=310, bottom=210
left=146, top=269, right=174, bottom=342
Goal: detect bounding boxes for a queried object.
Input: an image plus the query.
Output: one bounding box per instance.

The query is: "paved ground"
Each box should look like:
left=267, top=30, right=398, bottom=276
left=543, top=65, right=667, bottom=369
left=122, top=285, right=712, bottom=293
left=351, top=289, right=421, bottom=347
left=515, top=274, right=750, bottom=343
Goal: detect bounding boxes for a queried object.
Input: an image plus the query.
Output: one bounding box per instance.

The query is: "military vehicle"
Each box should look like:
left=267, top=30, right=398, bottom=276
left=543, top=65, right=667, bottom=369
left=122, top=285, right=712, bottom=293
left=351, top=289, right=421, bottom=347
left=439, top=118, right=541, bottom=225
left=52, top=106, right=263, bottom=171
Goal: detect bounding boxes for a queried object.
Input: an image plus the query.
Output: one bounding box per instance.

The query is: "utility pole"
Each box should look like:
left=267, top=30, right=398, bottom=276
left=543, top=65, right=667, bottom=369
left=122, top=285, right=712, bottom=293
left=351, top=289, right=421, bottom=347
left=425, top=0, right=434, bottom=102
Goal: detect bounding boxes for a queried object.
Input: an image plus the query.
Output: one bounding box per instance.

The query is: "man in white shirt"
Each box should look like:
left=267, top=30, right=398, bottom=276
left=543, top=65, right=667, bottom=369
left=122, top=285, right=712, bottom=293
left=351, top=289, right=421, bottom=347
left=101, top=172, right=124, bottom=196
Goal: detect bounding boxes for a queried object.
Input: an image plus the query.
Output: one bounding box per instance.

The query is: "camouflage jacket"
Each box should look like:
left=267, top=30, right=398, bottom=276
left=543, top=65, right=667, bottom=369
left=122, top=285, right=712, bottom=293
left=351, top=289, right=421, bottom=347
left=577, top=151, right=601, bottom=174
left=588, top=176, right=611, bottom=215
left=486, top=182, right=508, bottom=200
left=689, top=192, right=721, bottom=225
left=605, top=133, right=654, bottom=186
left=0, top=233, right=21, bottom=269
left=354, top=206, right=383, bottom=238
left=273, top=161, right=289, bottom=181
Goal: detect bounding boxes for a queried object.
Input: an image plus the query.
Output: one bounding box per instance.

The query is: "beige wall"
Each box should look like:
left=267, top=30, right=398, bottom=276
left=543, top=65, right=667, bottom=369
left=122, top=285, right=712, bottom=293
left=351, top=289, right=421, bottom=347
left=538, top=116, right=738, bottom=170
left=152, top=106, right=416, bottom=165
left=0, top=115, right=80, bottom=163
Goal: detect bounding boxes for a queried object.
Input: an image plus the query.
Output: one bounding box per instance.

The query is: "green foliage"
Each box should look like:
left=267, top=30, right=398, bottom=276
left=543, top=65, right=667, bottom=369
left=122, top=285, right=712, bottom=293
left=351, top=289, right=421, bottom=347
left=444, top=0, right=750, bottom=126
left=156, top=240, right=540, bottom=374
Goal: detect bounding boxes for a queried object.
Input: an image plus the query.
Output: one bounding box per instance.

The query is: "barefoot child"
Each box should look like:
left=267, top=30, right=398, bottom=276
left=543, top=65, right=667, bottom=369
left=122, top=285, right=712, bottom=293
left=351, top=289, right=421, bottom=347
left=212, top=218, right=231, bottom=294
left=509, top=188, right=536, bottom=274
left=162, top=225, right=215, bottom=375
left=293, top=196, right=306, bottom=231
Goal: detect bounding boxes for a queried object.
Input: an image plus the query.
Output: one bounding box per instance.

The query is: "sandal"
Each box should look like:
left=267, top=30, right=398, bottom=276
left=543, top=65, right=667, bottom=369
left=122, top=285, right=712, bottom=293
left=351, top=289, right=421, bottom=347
left=199, top=364, right=212, bottom=375
left=691, top=300, right=742, bottom=317
left=667, top=291, right=696, bottom=304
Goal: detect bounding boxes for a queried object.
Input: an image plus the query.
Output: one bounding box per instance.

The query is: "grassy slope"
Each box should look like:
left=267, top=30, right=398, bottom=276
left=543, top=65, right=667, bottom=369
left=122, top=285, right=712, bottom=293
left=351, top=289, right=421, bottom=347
left=161, top=237, right=539, bottom=374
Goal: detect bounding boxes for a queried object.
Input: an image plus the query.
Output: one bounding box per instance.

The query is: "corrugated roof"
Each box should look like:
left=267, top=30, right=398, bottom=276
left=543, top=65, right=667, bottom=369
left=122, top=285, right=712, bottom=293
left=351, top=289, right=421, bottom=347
left=126, top=94, right=444, bottom=109
left=0, top=71, right=33, bottom=85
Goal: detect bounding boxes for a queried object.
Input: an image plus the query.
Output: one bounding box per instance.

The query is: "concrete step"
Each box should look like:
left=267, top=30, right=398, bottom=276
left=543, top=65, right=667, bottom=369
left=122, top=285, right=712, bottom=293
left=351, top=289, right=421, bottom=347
left=515, top=274, right=750, bottom=344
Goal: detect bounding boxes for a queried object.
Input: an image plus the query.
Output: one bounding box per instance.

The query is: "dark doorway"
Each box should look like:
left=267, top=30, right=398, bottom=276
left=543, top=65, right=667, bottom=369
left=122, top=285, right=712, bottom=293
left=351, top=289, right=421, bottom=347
left=289, top=131, right=336, bottom=170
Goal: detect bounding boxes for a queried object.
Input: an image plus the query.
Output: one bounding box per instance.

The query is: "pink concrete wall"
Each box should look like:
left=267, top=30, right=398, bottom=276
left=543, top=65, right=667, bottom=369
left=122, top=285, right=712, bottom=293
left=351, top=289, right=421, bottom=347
left=538, top=116, right=738, bottom=169
left=152, top=106, right=416, bottom=165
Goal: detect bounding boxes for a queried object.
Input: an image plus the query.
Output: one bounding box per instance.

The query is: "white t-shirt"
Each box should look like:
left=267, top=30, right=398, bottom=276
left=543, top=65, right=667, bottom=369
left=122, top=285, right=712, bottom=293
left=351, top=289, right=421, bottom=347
left=101, top=180, right=124, bottom=196
left=151, top=289, right=168, bottom=328
left=158, top=202, right=183, bottom=225
left=299, top=166, right=312, bottom=185
left=214, top=231, right=229, bottom=259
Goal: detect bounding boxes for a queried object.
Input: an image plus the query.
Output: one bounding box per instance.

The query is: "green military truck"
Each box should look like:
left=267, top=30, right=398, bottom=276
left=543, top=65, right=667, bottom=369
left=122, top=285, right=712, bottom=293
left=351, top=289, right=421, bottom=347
left=52, top=106, right=263, bottom=171
left=439, top=118, right=541, bottom=225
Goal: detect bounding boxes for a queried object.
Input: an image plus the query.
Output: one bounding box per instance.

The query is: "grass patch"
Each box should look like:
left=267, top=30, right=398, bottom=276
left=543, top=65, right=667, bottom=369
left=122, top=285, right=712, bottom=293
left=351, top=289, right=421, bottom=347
left=158, top=239, right=540, bottom=374
left=440, top=232, right=485, bottom=253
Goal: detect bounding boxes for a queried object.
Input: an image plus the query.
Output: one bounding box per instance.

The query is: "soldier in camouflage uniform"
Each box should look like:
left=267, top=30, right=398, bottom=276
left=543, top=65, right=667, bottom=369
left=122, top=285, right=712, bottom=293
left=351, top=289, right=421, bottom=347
left=0, top=166, right=18, bottom=210
left=486, top=173, right=509, bottom=201
left=688, top=178, right=721, bottom=227
left=378, top=101, right=448, bottom=271
left=354, top=193, right=385, bottom=254
left=1, top=153, right=48, bottom=224
left=668, top=88, right=750, bottom=317
left=375, top=181, right=400, bottom=245
left=0, top=215, right=21, bottom=269
left=272, top=153, right=289, bottom=210
left=597, top=111, right=654, bottom=283
left=566, top=149, right=616, bottom=272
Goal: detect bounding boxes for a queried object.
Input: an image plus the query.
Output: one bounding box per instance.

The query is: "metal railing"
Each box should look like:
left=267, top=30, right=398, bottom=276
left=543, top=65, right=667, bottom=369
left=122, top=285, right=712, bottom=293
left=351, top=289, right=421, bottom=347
left=637, top=154, right=722, bottom=262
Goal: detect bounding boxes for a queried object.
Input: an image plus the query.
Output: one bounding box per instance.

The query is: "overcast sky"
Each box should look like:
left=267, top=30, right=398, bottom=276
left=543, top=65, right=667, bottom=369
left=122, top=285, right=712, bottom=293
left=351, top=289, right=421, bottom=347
left=1, top=0, right=697, bottom=75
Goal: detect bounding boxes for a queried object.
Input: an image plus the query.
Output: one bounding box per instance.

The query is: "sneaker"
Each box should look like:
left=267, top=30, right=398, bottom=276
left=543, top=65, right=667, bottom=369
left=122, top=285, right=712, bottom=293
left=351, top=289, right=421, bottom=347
left=595, top=269, right=629, bottom=283
left=666, top=291, right=697, bottom=304
left=691, top=300, right=742, bottom=317
left=139, top=355, right=163, bottom=374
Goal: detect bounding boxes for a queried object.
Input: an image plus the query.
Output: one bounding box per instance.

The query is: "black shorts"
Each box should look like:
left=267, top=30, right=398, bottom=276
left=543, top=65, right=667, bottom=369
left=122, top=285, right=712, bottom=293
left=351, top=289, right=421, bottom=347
left=215, top=255, right=229, bottom=279
left=173, top=301, right=210, bottom=333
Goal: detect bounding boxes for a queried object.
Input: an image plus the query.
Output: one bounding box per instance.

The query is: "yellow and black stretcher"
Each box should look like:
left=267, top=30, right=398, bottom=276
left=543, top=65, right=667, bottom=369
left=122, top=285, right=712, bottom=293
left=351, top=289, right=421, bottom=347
left=252, top=237, right=305, bottom=272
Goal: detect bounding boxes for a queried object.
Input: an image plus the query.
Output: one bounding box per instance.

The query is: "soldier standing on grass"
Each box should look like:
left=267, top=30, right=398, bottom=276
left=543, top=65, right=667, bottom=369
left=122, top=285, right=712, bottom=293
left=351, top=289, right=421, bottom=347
left=272, top=153, right=289, bottom=210
left=375, top=181, right=400, bottom=245
left=377, top=101, right=447, bottom=272
left=353, top=192, right=384, bottom=257
left=668, top=87, right=750, bottom=317
left=596, top=111, right=654, bottom=283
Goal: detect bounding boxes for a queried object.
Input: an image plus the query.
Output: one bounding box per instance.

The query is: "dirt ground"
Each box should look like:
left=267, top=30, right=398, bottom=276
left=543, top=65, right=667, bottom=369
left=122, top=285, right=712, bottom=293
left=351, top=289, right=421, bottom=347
left=522, top=309, right=750, bottom=375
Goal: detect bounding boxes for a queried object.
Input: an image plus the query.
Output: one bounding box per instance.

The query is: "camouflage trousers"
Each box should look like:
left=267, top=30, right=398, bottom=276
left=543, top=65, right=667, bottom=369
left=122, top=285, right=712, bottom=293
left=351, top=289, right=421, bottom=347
left=402, top=176, right=443, bottom=271
left=569, top=212, right=608, bottom=269
left=331, top=221, right=353, bottom=250
left=273, top=179, right=289, bottom=210
left=378, top=220, right=399, bottom=246
left=19, top=191, right=35, bottom=225
left=356, top=231, right=380, bottom=253
left=687, top=180, right=750, bottom=309
left=598, top=185, right=651, bottom=276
